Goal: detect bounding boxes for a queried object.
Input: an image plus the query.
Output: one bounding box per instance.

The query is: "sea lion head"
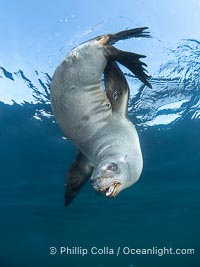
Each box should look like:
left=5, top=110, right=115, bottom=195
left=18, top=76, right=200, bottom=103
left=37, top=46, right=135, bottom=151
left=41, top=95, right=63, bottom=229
left=91, top=154, right=143, bottom=198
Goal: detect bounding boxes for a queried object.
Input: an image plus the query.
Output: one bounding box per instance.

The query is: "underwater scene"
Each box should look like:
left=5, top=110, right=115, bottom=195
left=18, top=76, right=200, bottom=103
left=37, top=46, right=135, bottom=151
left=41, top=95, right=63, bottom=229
left=0, top=1, right=199, bottom=266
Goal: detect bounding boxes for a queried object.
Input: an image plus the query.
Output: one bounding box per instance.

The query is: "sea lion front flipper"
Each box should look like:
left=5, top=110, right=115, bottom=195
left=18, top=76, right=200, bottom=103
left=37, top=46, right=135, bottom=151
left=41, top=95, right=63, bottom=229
left=104, top=62, right=129, bottom=117
left=64, top=151, right=93, bottom=206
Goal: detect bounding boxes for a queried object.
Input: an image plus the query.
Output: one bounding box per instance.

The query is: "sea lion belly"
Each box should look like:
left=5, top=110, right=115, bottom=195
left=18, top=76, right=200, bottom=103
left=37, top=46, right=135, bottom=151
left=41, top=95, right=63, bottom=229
left=51, top=43, right=112, bottom=144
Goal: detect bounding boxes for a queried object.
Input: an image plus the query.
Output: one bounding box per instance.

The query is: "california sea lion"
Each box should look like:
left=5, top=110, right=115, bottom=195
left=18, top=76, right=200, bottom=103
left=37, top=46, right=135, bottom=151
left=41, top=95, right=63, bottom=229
left=50, top=27, right=151, bottom=205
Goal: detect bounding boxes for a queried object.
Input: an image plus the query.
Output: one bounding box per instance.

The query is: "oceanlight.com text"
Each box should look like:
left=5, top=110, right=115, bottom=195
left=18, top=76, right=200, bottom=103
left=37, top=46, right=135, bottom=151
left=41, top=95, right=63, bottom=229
left=122, top=246, right=195, bottom=256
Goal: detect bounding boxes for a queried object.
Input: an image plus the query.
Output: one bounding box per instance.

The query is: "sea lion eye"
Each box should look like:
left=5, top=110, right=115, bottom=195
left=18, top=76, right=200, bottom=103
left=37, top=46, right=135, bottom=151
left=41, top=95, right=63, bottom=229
left=107, top=163, right=118, bottom=171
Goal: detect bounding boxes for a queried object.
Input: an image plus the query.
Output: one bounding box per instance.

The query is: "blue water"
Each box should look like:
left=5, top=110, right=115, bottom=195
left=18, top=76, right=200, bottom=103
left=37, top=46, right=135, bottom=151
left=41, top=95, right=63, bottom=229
left=0, top=8, right=200, bottom=267
left=0, top=38, right=199, bottom=267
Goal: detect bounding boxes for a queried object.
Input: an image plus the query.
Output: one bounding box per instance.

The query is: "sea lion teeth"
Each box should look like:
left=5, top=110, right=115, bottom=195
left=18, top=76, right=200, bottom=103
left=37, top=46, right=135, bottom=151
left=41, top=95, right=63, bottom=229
left=106, top=185, right=115, bottom=197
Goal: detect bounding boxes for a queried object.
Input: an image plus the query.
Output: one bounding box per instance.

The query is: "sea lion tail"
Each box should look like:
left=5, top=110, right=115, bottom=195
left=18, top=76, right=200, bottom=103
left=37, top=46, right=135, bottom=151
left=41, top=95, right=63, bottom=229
left=106, top=46, right=152, bottom=88
left=104, top=27, right=152, bottom=88
left=108, top=27, right=151, bottom=45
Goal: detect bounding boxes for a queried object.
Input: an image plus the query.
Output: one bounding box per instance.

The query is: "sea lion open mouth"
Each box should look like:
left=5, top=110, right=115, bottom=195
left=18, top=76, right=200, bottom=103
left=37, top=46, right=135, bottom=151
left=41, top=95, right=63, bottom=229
left=99, top=182, right=121, bottom=198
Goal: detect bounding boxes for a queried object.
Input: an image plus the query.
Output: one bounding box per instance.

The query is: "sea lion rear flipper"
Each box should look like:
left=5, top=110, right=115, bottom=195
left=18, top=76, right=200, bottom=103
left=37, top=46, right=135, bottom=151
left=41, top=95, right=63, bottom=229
left=105, top=46, right=152, bottom=88
left=104, top=62, right=129, bottom=117
left=107, top=27, right=151, bottom=45
left=64, top=151, right=93, bottom=206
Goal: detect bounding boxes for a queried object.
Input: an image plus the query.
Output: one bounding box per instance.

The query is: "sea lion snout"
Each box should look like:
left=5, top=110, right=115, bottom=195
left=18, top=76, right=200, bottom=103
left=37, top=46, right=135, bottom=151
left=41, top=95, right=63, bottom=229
left=91, top=176, right=111, bottom=189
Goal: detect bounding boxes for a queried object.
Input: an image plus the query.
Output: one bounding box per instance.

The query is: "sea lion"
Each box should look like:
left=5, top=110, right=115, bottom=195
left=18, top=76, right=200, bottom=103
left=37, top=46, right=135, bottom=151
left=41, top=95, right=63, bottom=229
left=50, top=27, right=151, bottom=205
